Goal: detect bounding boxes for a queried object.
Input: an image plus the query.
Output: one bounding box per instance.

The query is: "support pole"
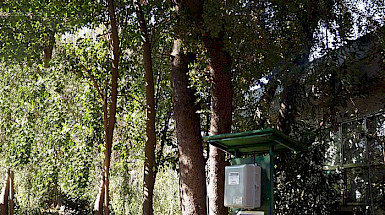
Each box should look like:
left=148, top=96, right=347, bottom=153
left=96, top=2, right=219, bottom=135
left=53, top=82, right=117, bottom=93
left=269, top=145, right=275, bottom=215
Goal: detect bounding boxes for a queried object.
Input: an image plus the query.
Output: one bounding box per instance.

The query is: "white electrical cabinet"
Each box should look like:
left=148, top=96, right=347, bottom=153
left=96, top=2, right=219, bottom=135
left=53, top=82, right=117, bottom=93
left=224, top=164, right=261, bottom=208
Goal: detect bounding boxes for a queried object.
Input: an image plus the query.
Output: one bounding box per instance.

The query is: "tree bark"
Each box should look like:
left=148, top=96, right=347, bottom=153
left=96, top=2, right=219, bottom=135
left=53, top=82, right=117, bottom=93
left=94, top=175, right=105, bottom=215
left=171, top=39, right=207, bottom=215
left=9, top=171, right=13, bottom=215
left=172, top=1, right=233, bottom=214
left=276, top=44, right=311, bottom=135
left=43, top=31, right=55, bottom=65
left=0, top=170, right=10, bottom=215
left=276, top=75, right=299, bottom=134
left=134, top=1, right=157, bottom=215
left=96, top=0, right=120, bottom=214
left=203, top=35, right=232, bottom=215
left=155, top=110, right=172, bottom=176
left=256, top=80, right=279, bottom=128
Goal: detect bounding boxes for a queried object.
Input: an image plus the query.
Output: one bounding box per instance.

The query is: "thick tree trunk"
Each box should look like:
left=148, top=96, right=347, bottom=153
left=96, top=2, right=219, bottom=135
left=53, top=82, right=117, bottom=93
left=171, top=39, right=207, bottom=215
left=203, top=35, right=232, bottom=215
left=134, top=1, right=157, bottom=215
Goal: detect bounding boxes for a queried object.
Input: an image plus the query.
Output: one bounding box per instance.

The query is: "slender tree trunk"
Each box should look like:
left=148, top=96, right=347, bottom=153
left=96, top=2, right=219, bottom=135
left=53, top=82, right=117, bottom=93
left=43, top=31, right=55, bottom=64
left=275, top=11, right=316, bottom=134
left=94, top=176, right=105, bottom=215
left=203, top=35, right=232, bottom=215
left=134, top=1, right=157, bottom=215
left=171, top=39, right=207, bottom=215
left=256, top=80, right=279, bottom=128
left=155, top=110, right=172, bottom=177
left=0, top=170, right=10, bottom=215
left=96, top=0, right=120, bottom=214
left=276, top=75, right=299, bottom=134
left=9, top=170, right=13, bottom=215
left=276, top=48, right=310, bottom=134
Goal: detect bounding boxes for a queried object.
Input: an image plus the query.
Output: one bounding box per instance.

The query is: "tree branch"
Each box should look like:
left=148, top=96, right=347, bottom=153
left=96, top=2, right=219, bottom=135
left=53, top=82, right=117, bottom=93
left=155, top=109, right=172, bottom=174
left=87, top=70, right=105, bottom=102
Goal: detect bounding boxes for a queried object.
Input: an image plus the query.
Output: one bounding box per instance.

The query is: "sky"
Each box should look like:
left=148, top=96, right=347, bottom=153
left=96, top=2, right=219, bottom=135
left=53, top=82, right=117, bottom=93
left=310, top=0, right=385, bottom=61
left=251, top=0, right=385, bottom=93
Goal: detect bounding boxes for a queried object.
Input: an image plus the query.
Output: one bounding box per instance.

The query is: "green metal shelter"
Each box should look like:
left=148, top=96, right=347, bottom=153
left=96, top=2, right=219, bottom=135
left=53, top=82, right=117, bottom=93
left=204, top=128, right=305, bottom=215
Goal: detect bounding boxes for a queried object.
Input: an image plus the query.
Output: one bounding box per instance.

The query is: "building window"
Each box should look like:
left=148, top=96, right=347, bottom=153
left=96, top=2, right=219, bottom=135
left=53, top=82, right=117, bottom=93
left=338, top=112, right=385, bottom=213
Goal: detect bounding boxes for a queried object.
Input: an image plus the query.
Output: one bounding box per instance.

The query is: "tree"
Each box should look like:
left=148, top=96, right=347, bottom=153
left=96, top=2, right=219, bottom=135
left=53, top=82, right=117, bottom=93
left=170, top=38, right=207, bottom=215
left=133, top=1, right=157, bottom=214
left=168, top=1, right=210, bottom=214
left=1, top=0, right=384, bottom=214
left=170, top=2, right=234, bottom=213
left=0, top=0, right=98, bottom=63
left=229, top=1, right=385, bottom=214
left=201, top=2, right=234, bottom=214
left=93, top=0, right=120, bottom=214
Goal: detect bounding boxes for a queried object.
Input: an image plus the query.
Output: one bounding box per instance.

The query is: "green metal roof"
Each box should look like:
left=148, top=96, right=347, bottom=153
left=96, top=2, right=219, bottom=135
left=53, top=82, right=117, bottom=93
left=203, top=128, right=304, bottom=156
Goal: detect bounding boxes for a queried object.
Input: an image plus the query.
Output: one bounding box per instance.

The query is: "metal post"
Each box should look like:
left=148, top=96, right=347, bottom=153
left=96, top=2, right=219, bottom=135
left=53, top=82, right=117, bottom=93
left=269, top=145, right=275, bottom=215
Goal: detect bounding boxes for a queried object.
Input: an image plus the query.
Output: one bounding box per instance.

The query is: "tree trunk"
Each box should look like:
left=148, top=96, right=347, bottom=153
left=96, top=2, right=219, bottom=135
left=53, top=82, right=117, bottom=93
left=95, top=0, right=120, bottom=214
left=134, top=1, right=157, bottom=215
left=43, top=31, right=55, bottom=65
left=203, top=35, right=232, bottom=215
left=9, top=171, right=13, bottom=215
left=155, top=110, right=172, bottom=177
left=94, top=176, right=105, bottom=215
left=0, top=170, right=10, bottom=215
left=276, top=75, right=299, bottom=134
left=256, top=80, right=279, bottom=128
left=171, top=39, right=207, bottom=215
left=276, top=48, right=310, bottom=135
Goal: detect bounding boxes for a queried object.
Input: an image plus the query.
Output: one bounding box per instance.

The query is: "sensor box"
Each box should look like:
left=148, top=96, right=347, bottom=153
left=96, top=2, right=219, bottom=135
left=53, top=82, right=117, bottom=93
left=224, top=164, right=261, bottom=208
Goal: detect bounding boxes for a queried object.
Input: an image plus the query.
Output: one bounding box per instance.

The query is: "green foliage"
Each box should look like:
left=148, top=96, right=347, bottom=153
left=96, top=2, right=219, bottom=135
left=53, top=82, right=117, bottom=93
left=0, top=62, right=98, bottom=213
left=275, top=127, right=341, bottom=214
left=0, top=0, right=383, bottom=214
left=0, top=0, right=101, bottom=63
left=1, top=0, right=178, bottom=213
left=153, top=168, right=180, bottom=214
